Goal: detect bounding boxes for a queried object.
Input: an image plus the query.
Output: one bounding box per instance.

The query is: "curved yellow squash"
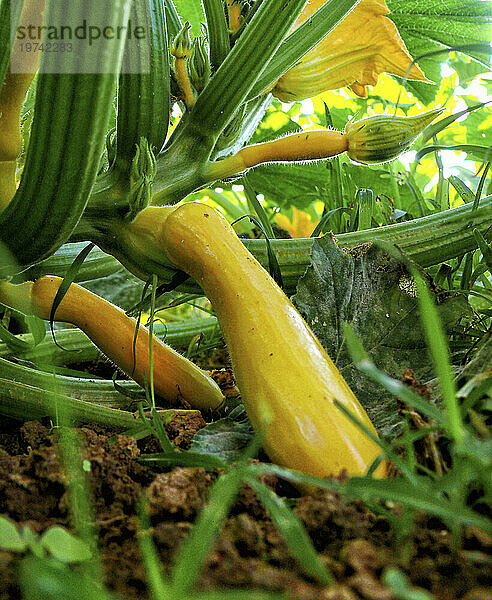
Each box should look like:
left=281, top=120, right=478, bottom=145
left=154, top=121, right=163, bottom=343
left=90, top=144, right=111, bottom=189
left=160, top=203, right=388, bottom=479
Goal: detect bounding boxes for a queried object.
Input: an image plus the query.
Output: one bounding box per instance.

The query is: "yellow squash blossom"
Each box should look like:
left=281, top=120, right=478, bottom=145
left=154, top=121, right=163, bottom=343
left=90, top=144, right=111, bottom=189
left=275, top=206, right=319, bottom=238
left=270, top=0, right=429, bottom=101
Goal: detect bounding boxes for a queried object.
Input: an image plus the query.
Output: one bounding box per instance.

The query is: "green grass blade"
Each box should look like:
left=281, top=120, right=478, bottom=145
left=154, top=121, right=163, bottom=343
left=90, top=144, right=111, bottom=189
left=139, top=451, right=229, bottom=469
left=242, top=175, right=275, bottom=239
left=412, top=270, right=463, bottom=444
left=344, top=477, right=492, bottom=534
left=137, top=501, right=173, bottom=600
left=342, top=323, right=445, bottom=425
left=448, top=175, right=475, bottom=204
left=169, top=465, right=246, bottom=595
left=245, top=477, right=333, bottom=586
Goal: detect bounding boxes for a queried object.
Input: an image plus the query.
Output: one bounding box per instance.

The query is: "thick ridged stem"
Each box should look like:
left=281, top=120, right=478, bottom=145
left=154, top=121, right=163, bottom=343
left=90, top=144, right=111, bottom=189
left=36, top=196, right=492, bottom=294
left=0, top=376, right=137, bottom=428
left=116, top=0, right=170, bottom=166
left=0, top=0, right=131, bottom=272
left=203, top=0, right=230, bottom=71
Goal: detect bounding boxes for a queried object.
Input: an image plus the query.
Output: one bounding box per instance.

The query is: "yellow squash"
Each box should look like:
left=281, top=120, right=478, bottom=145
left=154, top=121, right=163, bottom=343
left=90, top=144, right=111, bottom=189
left=159, top=203, right=387, bottom=479
left=0, top=0, right=45, bottom=209
left=0, top=276, right=223, bottom=411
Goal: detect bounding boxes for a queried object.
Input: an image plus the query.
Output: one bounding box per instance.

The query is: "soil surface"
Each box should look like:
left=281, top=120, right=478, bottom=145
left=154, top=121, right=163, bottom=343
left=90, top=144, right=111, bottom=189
left=0, top=372, right=490, bottom=599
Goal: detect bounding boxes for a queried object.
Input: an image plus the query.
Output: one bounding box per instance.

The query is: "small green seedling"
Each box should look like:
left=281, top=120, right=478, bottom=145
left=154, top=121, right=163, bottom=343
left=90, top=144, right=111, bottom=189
left=0, top=517, right=92, bottom=564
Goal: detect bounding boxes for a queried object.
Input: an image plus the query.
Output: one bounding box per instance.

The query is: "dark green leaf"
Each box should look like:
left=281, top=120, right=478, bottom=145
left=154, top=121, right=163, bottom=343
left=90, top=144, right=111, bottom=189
left=291, top=238, right=469, bottom=438
left=190, top=414, right=254, bottom=463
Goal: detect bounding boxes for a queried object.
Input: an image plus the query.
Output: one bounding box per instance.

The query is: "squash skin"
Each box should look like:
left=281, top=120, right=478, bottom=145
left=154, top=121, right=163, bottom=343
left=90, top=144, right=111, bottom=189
left=160, top=203, right=387, bottom=479
left=0, top=276, right=223, bottom=411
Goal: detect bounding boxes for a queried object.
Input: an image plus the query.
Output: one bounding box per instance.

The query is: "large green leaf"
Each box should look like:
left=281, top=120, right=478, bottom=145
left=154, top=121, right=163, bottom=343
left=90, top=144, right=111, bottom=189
left=244, top=158, right=416, bottom=216
left=387, top=0, right=492, bottom=103
left=172, top=0, right=204, bottom=35
left=291, top=237, right=470, bottom=438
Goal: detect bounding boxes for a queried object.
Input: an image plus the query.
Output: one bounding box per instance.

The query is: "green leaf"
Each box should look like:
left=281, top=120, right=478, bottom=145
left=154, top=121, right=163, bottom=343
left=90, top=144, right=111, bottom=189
left=0, top=516, right=26, bottom=552
left=449, top=53, right=492, bottom=85
left=383, top=567, right=440, bottom=600
left=190, top=411, right=254, bottom=463
left=40, top=527, right=92, bottom=564
left=291, top=238, right=470, bottom=438
left=387, top=0, right=492, bottom=103
left=19, top=555, right=119, bottom=600
left=172, top=0, right=204, bottom=35
left=244, top=162, right=338, bottom=211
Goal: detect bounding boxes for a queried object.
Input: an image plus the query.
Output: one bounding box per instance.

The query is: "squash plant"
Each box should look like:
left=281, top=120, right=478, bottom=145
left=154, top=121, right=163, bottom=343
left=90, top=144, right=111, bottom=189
left=0, top=0, right=491, bottom=478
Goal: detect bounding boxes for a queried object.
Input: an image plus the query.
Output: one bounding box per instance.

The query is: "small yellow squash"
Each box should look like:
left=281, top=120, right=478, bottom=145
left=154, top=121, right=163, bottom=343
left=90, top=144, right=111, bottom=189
left=0, top=276, right=223, bottom=411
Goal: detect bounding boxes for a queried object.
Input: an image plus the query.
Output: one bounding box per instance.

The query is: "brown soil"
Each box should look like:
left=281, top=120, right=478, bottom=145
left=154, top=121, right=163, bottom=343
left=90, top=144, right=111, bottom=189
left=0, top=389, right=490, bottom=598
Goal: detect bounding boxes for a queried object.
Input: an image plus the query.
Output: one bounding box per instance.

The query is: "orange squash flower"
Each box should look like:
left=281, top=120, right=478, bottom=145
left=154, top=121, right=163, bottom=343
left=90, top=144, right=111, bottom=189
left=270, top=0, right=429, bottom=101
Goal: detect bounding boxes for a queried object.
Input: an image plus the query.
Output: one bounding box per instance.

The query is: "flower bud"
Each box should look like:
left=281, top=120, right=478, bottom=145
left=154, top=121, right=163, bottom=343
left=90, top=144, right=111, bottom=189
left=344, top=108, right=444, bottom=164
left=171, top=22, right=192, bottom=59
left=127, top=137, right=157, bottom=219
left=189, top=38, right=211, bottom=92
